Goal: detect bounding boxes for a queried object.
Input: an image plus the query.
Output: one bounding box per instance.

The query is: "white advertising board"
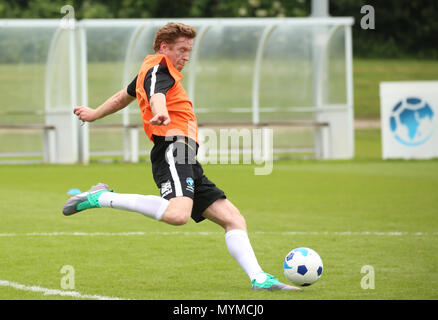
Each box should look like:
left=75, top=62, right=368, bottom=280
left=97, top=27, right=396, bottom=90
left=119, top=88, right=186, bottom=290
left=380, top=81, right=438, bottom=159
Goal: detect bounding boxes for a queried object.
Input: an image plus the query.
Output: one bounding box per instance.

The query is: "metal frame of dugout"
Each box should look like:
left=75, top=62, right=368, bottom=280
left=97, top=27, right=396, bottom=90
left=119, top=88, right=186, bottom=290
left=0, top=16, right=354, bottom=164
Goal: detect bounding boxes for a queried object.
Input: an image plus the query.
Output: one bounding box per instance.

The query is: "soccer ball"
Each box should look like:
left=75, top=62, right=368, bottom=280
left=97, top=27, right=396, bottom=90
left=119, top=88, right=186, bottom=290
left=283, top=247, right=323, bottom=286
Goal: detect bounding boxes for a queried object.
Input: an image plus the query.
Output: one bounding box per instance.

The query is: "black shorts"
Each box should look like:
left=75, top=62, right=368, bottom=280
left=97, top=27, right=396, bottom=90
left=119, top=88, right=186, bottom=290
left=150, top=135, right=226, bottom=223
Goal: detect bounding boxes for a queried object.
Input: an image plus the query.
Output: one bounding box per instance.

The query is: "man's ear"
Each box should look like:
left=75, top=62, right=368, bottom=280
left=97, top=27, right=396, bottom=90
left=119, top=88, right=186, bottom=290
left=159, top=41, right=168, bottom=53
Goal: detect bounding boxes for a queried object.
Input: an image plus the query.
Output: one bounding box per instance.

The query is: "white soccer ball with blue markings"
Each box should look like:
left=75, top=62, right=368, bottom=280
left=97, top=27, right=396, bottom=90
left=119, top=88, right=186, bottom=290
left=283, top=247, right=323, bottom=286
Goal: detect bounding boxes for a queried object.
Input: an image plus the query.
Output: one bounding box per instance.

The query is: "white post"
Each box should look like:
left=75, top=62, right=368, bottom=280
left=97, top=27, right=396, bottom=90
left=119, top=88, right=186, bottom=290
left=78, top=25, right=89, bottom=164
left=252, top=24, right=277, bottom=125
left=43, top=128, right=56, bottom=163
left=345, top=24, right=355, bottom=158
left=312, top=30, right=328, bottom=159
left=123, top=128, right=130, bottom=162
left=311, top=0, right=329, bottom=159
left=129, top=126, right=139, bottom=163
left=317, top=125, right=330, bottom=159
left=311, top=0, right=330, bottom=17
left=69, top=24, right=80, bottom=163
left=188, top=24, right=211, bottom=106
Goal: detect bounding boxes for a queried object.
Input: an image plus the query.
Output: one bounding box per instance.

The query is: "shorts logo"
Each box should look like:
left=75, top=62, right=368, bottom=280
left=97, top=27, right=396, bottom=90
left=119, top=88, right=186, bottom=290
left=161, top=180, right=173, bottom=198
left=186, top=177, right=194, bottom=193
left=186, top=177, right=194, bottom=187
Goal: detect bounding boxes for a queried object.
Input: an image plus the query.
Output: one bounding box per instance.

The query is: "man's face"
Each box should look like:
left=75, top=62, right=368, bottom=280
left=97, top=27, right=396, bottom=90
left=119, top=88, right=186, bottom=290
left=160, top=37, right=193, bottom=72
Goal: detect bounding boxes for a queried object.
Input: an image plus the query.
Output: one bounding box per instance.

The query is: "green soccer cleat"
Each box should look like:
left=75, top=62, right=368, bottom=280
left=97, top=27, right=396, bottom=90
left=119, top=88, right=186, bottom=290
left=251, top=272, right=301, bottom=291
left=62, top=183, right=112, bottom=216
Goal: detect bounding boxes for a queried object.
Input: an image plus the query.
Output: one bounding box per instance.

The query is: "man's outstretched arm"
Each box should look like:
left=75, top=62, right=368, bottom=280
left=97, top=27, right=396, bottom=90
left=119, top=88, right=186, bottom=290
left=74, top=88, right=135, bottom=122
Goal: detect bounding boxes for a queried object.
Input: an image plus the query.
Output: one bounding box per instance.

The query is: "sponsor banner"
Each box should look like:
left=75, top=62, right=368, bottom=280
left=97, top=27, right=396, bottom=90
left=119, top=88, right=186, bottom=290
left=380, top=81, right=438, bottom=159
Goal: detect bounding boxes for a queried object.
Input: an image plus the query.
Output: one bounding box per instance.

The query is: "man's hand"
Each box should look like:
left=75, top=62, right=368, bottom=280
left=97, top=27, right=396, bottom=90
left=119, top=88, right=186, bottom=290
left=74, top=106, right=98, bottom=122
left=150, top=113, right=170, bottom=126
left=149, top=93, right=170, bottom=126
left=73, top=88, right=135, bottom=123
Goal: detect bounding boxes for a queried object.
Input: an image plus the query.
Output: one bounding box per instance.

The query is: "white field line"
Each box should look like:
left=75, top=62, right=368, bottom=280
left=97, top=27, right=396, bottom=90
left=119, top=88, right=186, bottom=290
left=0, top=231, right=436, bottom=237
left=0, top=280, right=128, bottom=300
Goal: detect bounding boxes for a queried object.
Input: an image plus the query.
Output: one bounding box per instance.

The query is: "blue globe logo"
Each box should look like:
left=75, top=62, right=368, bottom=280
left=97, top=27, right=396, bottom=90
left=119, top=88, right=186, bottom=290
left=389, top=97, right=435, bottom=146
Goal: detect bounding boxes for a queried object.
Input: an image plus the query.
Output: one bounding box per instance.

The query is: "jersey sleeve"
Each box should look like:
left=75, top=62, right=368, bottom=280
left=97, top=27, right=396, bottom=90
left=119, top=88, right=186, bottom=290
left=126, top=75, right=138, bottom=97
left=144, top=65, right=175, bottom=101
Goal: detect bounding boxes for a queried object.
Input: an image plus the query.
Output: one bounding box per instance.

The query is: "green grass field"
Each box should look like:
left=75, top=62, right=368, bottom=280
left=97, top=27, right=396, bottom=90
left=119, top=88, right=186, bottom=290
left=0, top=128, right=437, bottom=300
left=353, top=59, right=438, bottom=118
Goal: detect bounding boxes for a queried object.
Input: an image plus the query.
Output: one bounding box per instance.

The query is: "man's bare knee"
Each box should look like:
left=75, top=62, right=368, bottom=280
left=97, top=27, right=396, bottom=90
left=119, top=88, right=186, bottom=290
left=203, top=198, right=247, bottom=231
left=227, top=209, right=246, bottom=230
left=166, top=211, right=191, bottom=226
left=161, top=197, right=193, bottom=226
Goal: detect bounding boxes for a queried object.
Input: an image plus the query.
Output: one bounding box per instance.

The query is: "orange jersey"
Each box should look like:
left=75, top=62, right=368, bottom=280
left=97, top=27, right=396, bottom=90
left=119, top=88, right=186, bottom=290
left=135, top=54, right=198, bottom=144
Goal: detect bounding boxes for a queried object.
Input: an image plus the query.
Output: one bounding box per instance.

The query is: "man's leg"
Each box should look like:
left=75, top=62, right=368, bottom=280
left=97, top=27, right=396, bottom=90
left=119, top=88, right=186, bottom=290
left=99, top=192, right=193, bottom=226
left=202, top=198, right=262, bottom=280
left=202, top=198, right=300, bottom=290
left=160, top=196, right=193, bottom=225
left=63, top=183, right=193, bottom=226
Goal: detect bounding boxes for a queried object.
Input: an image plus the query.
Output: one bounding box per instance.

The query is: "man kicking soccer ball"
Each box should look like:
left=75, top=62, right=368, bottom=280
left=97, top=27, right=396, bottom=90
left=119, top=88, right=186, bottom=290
left=63, top=22, right=299, bottom=291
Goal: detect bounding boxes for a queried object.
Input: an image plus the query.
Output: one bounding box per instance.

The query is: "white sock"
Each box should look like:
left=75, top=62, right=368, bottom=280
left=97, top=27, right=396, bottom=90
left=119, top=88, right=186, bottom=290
left=225, top=229, right=263, bottom=281
left=98, top=192, right=169, bottom=221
